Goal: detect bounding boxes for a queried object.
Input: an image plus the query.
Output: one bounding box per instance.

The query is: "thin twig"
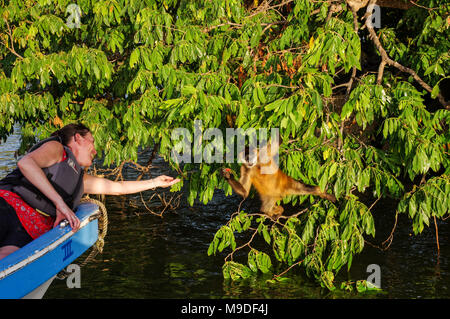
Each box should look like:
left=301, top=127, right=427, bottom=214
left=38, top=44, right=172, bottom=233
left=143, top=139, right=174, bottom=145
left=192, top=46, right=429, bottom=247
left=434, top=215, right=440, bottom=255
left=381, top=211, right=398, bottom=250
left=277, top=206, right=310, bottom=220
left=136, top=143, right=159, bottom=181
left=139, top=191, right=181, bottom=217
left=272, top=259, right=304, bottom=280
left=346, top=6, right=359, bottom=96
left=408, top=0, right=439, bottom=11
left=368, top=195, right=381, bottom=212
left=1, top=18, right=23, bottom=59
left=224, top=228, right=259, bottom=262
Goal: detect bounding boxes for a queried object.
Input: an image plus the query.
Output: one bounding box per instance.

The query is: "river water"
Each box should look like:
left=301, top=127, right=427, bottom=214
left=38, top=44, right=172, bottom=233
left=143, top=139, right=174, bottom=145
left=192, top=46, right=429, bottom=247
left=1, top=128, right=449, bottom=299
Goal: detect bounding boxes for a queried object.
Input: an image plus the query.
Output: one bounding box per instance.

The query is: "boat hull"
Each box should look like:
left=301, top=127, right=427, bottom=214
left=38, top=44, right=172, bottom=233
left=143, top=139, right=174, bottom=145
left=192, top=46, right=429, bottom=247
left=0, top=203, right=99, bottom=299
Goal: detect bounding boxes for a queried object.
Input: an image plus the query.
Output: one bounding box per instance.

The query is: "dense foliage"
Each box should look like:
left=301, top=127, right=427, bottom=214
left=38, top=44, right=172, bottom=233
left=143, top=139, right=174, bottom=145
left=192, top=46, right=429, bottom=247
left=0, top=0, right=448, bottom=291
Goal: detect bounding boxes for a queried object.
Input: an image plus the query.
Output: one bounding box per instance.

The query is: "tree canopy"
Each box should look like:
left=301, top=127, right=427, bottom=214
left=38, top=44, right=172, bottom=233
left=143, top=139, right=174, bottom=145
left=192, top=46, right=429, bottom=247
left=0, top=0, right=449, bottom=291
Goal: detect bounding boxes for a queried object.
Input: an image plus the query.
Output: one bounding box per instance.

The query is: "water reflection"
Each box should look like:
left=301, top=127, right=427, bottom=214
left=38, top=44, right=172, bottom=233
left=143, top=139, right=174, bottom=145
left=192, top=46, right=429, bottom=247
left=0, top=129, right=449, bottom=298
left=0, top=126, right=21, bottom=179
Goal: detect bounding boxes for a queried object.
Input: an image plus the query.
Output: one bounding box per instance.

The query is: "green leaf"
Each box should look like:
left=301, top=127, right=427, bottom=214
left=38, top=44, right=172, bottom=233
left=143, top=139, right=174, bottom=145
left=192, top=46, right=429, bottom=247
left=262, top=226, right=271, bottom=244
left=130, top=49, right=140, bottom=68
left=319, top=169, right=329, bottom=192
left=256, top=252, right=272, bottom=273
left=431, top=84, right=440, bottom=99
left=248, top=250, right=258, bottom=272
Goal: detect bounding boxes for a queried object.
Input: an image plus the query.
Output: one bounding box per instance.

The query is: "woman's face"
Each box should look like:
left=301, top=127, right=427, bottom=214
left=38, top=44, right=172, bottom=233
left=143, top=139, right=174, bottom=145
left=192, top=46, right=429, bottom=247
left=74, top=132, right=97, bottom=167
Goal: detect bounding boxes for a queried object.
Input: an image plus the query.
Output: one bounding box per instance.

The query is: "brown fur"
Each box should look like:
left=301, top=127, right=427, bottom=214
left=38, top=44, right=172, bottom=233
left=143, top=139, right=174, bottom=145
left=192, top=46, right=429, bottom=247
left=222, top=142, right=336, bottom=218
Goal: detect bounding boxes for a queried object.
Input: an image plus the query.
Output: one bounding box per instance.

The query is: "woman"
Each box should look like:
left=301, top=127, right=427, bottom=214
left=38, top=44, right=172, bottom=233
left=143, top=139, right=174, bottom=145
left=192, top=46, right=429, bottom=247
left=0, top=123, right=180, bottom=259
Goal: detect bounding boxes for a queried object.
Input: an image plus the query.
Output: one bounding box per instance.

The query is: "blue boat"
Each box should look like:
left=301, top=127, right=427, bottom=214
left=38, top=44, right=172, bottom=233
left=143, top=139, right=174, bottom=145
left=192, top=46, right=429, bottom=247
left=0, top=202, right=101, bottom=299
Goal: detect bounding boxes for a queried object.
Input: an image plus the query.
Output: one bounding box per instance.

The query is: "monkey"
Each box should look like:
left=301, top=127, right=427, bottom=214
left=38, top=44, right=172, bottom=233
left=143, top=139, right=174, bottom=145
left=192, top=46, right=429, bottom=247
left=221, top=141, right=336, bottom=218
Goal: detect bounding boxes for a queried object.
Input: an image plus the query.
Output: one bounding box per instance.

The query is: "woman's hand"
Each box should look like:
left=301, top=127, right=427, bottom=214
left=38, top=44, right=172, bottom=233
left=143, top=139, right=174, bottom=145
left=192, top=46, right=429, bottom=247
left=152, top=175, right=181, bottom=188
left=53, top=200, right=80, bottom=231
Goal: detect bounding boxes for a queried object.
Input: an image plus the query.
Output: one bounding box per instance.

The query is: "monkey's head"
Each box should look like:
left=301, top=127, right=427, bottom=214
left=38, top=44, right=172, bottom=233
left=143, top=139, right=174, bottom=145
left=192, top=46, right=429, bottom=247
left=238, top=140, right=279, bottom=170
left=239, top=146, right=258, bottom=168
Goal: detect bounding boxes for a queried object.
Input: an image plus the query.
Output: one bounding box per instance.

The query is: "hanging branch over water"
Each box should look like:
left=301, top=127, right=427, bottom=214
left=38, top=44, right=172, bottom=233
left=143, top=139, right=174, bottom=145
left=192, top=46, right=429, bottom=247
left=364, top=0, right=449, bottom=108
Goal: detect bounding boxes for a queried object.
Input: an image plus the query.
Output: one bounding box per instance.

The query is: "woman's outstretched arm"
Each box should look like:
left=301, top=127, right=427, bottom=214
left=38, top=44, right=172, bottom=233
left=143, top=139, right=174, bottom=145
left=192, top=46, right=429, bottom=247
left=83, top=174, right=180, bottom=195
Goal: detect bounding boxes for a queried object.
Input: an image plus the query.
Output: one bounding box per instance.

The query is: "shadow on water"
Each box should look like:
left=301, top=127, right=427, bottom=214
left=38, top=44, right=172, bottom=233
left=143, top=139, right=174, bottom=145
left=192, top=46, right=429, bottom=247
left=1, top=131, right=449, bottom=299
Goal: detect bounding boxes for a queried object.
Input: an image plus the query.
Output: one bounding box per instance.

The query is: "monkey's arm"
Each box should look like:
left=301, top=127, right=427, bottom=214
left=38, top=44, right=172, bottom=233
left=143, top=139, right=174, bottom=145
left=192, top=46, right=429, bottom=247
left=222, top=166, right=252, bottom=199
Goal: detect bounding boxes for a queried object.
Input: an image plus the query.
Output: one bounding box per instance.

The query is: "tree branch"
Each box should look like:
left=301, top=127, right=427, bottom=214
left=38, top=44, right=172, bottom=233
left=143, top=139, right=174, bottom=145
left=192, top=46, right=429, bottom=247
left=365, top=0, right=448, bottom=108
left=346, top=6, right=359, bottom=96
left=347, top=0, right=414, bottom=11
left=1, top=18, right=23, bottom=60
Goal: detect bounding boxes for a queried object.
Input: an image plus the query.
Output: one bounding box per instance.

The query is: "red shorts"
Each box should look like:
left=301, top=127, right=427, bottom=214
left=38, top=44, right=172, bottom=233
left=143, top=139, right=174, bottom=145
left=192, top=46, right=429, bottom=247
left=0, top=189, right=54, bottom=240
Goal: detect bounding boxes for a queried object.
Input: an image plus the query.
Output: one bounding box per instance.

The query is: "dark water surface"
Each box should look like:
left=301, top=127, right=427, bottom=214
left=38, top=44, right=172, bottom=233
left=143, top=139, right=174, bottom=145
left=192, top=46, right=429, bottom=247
left=1, top=129, right=449, bottom=299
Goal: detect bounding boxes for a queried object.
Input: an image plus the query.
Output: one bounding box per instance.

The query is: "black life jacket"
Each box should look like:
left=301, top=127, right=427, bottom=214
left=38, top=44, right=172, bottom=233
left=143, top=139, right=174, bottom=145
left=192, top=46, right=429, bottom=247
left=0, top=136, right=84, bottom=217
